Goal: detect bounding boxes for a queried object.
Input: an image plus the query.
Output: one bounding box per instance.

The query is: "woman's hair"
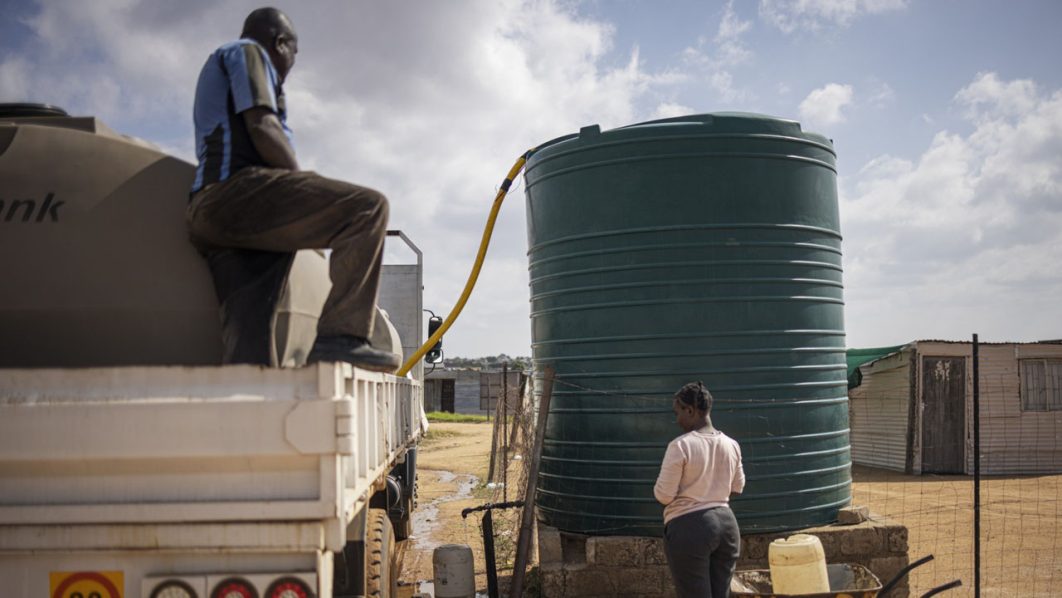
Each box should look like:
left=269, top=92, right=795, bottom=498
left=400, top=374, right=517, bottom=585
left=675, top=381, right=713, bottom=412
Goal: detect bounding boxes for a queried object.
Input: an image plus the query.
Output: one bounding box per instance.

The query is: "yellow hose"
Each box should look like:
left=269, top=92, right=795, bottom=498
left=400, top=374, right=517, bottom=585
left=397, top=149, right=534, bottom=376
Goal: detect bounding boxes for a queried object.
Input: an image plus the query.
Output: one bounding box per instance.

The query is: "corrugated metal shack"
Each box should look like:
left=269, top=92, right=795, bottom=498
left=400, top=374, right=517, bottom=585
left=848, top=340, right=1062, bottom=475
left=424, top=368, right=527, bottom=415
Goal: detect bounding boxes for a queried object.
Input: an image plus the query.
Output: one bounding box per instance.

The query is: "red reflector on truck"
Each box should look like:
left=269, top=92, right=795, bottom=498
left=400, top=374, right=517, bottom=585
left=265, top=577, right=313, bottom=598
left=210, top=578, right=258, bottom=598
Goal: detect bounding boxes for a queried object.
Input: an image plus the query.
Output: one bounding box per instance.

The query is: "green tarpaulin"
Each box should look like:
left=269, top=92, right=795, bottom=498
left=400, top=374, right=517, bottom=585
left=847, top=344, right=907, bottom=389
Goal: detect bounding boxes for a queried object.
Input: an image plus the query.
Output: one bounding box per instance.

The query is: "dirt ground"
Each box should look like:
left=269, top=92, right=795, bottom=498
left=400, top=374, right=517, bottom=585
left=396, top=425, right=1061, bottom=598
left=851, top=465, right=1062, bottom=597
left=398, top=421, right=512, bottom=596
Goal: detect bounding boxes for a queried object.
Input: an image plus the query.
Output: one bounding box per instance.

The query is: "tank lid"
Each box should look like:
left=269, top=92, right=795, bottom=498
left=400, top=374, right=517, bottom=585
left=531, top=112, right=834, bottom=158
left=0, top=103, right=70, bottom=118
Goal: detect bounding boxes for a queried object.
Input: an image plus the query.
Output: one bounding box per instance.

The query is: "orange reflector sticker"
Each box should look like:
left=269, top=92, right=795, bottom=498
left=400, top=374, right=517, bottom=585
left=49, top=571, right=124, bottom=598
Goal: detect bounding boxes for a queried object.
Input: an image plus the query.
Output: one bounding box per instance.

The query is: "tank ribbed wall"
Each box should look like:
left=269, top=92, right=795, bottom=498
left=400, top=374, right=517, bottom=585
left=524, top=113, right=850, bottom=536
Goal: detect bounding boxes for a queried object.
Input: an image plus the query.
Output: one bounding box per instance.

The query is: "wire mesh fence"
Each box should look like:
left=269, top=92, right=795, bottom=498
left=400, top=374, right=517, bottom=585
left=463, top=367, right=541, bottom=580
left=848, top=339, right=1062, bottom=597
left=460, top=341, right=1062, bottom=597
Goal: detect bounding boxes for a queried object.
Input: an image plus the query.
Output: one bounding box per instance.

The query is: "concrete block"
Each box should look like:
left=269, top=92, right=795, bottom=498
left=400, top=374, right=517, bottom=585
left=657, top=565, right=681, bottom=597
left=588, top=536, right=651, bottom=567
left=869, top=555, right=910, bottom=596
left=887, top=527, right=908, bottom=554
left=540, top=567, right=566, bottom=598
left=564, top=567, right=616, bottom=596
left=741, top=534, right=772, bottom=560
left=538, top=522, right=564, bottom=565
left=561, top=532, right=589, bottom=565
left=537, top=520, right=910, bottom=597
left=657, top=584, right=679, bottom=598
left=837, top=505, right=870, bottom=525
left=813, top=529, right=842, bottom=556
left=840, top=525, right=884, bottom=557
left=645, top=538, right=668, bottom=565
left=612, top=566, right=666, bottom=595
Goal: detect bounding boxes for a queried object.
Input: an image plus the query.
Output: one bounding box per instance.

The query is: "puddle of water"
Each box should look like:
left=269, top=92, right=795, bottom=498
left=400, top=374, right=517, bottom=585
left=456, top=475, right=477, bottom=497
left=404, top=469, right=489, bottom=597
left=413, top=580, right=487, bottom=598
left=409, top=469, right=479, bottom=553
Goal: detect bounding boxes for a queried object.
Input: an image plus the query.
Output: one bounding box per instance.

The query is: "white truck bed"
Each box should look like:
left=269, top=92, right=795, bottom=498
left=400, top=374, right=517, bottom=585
left=0, top=362, right=425, bottom=595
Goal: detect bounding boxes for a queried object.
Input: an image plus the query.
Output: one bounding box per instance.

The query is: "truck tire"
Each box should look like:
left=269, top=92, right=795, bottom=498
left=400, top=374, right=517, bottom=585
left=366, top=507, right=398, bottom=598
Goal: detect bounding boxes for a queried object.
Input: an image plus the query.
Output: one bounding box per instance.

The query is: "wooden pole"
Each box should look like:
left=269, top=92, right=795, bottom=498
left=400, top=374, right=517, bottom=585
left=487, top=373, right=503, bottom=483
left=510, top=365, right=555, bottom=598
left=509, top=373, right=526, bottom=448
left=503, top=362, right=509, bottom=502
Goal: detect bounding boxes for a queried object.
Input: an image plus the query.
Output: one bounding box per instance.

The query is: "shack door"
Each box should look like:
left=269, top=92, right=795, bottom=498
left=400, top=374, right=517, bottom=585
left=441, top=379, right=456, bottom=413
left=921, top=357, right=966, bottom=474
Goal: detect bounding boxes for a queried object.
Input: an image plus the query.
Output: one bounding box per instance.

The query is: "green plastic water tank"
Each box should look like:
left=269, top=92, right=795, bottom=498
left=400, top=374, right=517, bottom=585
left=524, top=113, right=850, bottom=536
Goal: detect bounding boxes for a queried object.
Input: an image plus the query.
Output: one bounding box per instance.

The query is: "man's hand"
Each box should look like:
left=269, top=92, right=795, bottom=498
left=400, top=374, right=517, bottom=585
left=243, top=106, right=299, bottom=170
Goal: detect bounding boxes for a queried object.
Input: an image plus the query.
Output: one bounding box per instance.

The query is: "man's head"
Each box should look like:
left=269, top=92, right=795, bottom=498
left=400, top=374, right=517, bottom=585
left=242, top=7, right=298, bottom=83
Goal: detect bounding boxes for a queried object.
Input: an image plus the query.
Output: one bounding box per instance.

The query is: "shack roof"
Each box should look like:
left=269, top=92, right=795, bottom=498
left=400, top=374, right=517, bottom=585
left=846, top=338, right=1062, bottom=388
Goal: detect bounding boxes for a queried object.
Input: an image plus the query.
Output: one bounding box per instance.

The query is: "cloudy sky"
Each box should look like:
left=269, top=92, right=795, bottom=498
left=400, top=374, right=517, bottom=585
left=3, top=0, right=1060, bottom=357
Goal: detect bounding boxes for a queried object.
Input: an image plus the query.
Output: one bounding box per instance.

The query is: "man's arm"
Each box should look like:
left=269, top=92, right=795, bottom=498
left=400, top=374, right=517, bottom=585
left=243, top=106, right=299, bottom=170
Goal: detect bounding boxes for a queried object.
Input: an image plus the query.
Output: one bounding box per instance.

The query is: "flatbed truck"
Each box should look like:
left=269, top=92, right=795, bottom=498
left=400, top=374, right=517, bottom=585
left=0, top=104, right=425, bottom=598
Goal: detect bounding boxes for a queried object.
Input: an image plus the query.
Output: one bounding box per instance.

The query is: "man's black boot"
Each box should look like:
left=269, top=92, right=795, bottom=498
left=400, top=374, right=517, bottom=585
left=307, top=335, right=402, bottom=373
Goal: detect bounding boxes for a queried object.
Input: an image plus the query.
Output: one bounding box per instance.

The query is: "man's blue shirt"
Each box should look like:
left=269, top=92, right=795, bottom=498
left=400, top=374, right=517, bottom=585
left=191, top=39, right=294, bottom=193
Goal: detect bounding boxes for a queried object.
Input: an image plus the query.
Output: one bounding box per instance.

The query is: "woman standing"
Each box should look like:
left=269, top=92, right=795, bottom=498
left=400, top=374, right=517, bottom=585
left=654, top=381, right=745, bottom=598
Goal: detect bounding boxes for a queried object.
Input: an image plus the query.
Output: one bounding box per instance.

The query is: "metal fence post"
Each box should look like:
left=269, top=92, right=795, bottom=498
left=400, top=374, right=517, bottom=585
left=973, top=332, right=981, bottom=598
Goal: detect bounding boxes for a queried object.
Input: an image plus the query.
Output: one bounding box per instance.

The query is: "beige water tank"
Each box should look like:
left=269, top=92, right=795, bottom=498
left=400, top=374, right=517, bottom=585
left=0, top=104, right=330, bottom=367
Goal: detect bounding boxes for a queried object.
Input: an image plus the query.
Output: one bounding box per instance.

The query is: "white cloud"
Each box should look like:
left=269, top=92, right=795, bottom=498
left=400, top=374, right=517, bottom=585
left=652, top=102, right=697, bottom=119
left=0, top=58, right=30, bottom=100
left=841, top=73, right=1062, bottom=345
left=868, top=81, right=895, bottom=108
left=0, top=0, right=677, bottom=357
left=0, top=0, right=237, bottom=151
left=759, top=0, right=908, bottom=33
left=714, top=0, right=753, bottom=66
left=798, top=83, right=854, bottom=127
left=681, top=0, right=755, bottom=104
left=954, top=71, right=1038, bottom=122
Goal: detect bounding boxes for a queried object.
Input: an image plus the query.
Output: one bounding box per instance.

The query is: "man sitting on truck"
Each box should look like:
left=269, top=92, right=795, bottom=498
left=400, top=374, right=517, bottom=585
left=186, top=7, right=400, bottom=372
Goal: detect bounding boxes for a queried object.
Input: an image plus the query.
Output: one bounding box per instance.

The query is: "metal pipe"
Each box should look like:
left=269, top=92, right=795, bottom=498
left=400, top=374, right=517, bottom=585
left=482, top=509, right=499, bottom=598
left=920, top=579, right=963, bottom=598
left=879, top=554, right=934, bottom=597
left=460, top=500, right=524, bottom=519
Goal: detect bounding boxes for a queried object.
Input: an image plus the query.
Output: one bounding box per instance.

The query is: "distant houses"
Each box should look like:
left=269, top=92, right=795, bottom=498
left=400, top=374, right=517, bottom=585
left=425, top=366, right=529, bottom=416
left=847, top=340, right=1062, bottom=475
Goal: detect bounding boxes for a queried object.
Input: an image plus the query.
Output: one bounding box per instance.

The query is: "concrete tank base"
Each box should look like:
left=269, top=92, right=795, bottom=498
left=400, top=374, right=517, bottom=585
left=534, top=510, right=910, bottom=597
